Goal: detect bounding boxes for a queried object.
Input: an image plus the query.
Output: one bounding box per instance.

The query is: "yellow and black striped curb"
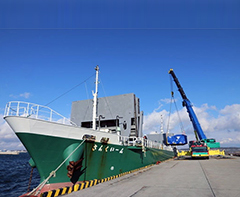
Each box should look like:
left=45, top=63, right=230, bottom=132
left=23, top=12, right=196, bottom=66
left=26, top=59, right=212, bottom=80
left=40, top=179, right=98, bottom=197
left=40, top=164, right=154, bottom=197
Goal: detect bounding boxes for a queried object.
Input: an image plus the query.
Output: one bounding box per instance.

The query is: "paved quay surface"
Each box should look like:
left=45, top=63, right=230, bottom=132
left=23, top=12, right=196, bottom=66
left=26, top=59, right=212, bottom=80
left=66, top=157, right=240, bottom=197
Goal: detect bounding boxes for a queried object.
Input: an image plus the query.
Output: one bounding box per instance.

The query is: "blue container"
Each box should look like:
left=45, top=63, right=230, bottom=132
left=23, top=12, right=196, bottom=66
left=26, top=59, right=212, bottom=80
left=166, top=134, right=188, bottom=145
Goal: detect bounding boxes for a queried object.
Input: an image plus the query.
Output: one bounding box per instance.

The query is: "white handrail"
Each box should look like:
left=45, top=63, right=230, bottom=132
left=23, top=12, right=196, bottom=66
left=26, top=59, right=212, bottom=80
left=4, top=101, right=77, bottom=126
left=120, top=135, right=161, bottom=149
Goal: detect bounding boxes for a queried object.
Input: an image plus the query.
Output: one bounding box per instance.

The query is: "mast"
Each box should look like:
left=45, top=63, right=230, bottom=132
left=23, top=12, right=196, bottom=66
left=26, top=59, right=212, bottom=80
left=92, top=65, right=99, bottom=130
left=160, top=115, right=164, bottom=134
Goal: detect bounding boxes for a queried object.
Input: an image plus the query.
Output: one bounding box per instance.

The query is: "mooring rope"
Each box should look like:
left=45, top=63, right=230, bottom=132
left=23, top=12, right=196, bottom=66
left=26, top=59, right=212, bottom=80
left=27, top=139, right=86, bottom=196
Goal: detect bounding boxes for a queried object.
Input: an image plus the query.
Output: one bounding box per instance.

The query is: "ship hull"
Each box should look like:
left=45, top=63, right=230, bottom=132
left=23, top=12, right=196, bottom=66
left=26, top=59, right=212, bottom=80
left=17, top=132, right=173, bottom=181
left=5, top=116, right=174, bottom=195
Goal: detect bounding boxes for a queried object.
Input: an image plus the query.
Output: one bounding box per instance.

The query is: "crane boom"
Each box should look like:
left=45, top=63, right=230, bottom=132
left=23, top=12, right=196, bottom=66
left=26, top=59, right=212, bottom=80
left=168, top=69, right=207, bottom=140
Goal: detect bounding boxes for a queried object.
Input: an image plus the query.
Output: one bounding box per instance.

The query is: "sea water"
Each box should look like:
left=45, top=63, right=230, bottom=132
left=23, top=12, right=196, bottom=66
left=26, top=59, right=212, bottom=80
left=0, top=153, right=39, bottom=197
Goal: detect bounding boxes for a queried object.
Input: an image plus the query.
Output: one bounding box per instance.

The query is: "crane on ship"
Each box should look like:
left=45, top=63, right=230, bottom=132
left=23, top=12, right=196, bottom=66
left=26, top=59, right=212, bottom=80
left=168, top=69, right=224, bottom=158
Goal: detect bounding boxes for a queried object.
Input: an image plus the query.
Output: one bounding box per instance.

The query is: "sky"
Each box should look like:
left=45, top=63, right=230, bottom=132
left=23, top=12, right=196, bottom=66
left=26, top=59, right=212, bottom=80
left=0, top=0, right=240, bottom=150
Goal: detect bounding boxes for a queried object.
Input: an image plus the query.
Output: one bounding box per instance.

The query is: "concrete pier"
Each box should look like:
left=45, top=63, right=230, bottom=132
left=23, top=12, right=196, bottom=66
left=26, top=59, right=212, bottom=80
left=66, top=157, right=240, bottom=197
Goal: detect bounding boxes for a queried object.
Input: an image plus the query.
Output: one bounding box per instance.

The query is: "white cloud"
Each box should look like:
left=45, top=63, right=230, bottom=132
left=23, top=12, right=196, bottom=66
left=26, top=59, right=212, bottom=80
left=9, top=92, right=31, bottom=99
left=144, top=109, right=169, bottom=132
left=0, top=114, right=24, bottom=150
left=160, top=98, right=173, bottom=104
left=143, top=102, right=240, bottom=147
left=20, top=92, right=31, bottom=98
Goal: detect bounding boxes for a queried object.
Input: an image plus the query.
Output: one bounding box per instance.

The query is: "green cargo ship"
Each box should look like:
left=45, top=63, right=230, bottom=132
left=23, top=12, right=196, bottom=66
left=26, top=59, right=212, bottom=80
left=4, top=66, right=174, bottom=196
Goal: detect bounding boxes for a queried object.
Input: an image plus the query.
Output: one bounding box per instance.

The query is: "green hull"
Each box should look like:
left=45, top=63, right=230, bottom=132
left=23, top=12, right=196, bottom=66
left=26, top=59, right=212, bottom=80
left=17, top=133, right=174, bottom=184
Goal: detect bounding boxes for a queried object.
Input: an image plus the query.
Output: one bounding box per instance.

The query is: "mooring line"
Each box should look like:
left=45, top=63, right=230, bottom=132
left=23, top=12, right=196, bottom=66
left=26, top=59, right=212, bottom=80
left=27, top=140, right=86, bottom=196
left=198, top=161, right=216, bottom=197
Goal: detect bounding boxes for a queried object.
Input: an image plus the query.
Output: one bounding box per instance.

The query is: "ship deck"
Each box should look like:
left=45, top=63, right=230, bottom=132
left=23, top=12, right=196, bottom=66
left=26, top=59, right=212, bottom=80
left=65, top=156, right=240, bottom=197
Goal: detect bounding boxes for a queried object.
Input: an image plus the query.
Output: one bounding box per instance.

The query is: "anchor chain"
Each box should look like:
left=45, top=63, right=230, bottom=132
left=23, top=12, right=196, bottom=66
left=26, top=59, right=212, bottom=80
left=27, top=167, right=34, bottom=193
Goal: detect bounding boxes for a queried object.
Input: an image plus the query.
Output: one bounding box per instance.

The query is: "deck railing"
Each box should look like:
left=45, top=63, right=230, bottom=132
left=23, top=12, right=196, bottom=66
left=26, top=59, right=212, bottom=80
left=120, top=136, right=162, bottom=149
left=4, top=101, right=77, bottom=126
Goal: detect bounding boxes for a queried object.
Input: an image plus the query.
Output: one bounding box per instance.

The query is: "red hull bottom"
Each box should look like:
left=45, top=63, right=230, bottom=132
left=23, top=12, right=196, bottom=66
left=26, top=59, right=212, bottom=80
left=20, top=181, right=82, bottom=197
